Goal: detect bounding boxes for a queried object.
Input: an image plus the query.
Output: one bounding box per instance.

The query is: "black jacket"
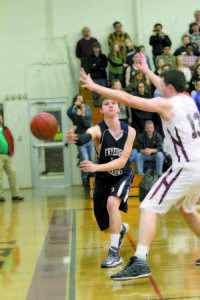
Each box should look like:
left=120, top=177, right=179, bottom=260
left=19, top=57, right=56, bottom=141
left=67, top=105, right=92, bottom=135
left=136, top=130, right=163, bottom=153
left=88, top=52, right=108, bottom=80
left=149, top=34, right=172, bottom=56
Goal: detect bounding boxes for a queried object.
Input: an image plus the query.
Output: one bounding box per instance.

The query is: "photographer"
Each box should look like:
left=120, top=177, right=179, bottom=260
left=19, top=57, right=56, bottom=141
left=149, top=23, right=172, bottom=67
left=67, top=94, right=95, bottom=187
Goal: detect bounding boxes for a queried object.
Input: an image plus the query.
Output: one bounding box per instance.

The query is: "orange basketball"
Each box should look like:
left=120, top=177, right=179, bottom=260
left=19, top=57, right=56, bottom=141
left=30, top=112, right=58, bottom=141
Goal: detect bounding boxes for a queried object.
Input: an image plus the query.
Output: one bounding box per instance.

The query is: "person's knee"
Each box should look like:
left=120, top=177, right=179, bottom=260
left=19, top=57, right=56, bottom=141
left=107, top=196, right=120, bottom=214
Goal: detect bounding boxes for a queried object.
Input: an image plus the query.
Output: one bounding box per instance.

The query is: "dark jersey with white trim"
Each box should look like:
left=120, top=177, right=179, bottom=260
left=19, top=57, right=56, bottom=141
left=96, top=120, right=132, bottom=178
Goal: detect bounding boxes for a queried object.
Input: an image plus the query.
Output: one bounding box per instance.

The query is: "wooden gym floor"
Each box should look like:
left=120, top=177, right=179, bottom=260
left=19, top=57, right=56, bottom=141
left=0, top=185, right=200, bottom=300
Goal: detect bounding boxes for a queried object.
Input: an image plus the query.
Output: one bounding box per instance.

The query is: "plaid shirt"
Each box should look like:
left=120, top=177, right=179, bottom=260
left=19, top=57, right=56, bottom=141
left=182, top=52, right=197, bottom=67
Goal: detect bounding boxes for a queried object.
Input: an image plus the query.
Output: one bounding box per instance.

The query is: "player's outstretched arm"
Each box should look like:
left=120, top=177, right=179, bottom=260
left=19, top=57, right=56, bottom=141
left=66, top=125, right=100, bottom=146
left=80, top=127, right=136, bottom=173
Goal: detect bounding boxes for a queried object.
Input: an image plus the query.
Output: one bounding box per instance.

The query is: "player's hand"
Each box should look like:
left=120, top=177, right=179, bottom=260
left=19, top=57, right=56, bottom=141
left=134, top=52, right=149, bottom=73
left=80, top=68, right=96, bottom=90
left=66, top=126, right=78, bottom=144
left=79, top=161, right=97, bottom=173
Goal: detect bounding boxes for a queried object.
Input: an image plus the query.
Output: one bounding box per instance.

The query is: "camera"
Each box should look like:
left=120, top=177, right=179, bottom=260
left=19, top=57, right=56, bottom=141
left=76, top=105, right=81, bottom=109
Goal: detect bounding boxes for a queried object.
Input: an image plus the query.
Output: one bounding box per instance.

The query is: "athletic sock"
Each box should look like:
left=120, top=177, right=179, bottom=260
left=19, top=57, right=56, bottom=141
left=110, top=234, right=120, bottom=249
left=135, top=244, right=149, bottom=260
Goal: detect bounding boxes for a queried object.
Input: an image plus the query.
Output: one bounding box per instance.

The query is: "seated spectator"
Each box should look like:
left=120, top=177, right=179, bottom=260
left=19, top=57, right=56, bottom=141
left=191, top=80, right=200, bottom=112
left=149, top=23, right=172, bottom=67
left=67, top=94, right=95, bottom=187
left=173, top=34, right=200, bottom=57
left=139, top=45, right=152, bottom=70
left=125, top=39, right=140, bottom=66
left=125, top=54, right=140, bottom=87
left=88, top=42, right=108, bottom=107
left=189, top=22, right=200, bottom=52
left=108, top=21, right=131, bottom=62
left=155, top=46, right=176, bottom=68
left=108, top=42, right=126, bottom=86
left=131, top=82, right=153, bottom=134
left=126, top=70, right=147, bottom=93
left=189, top=63, right=200, bottom=93
left=135, top=120, right=164, bottom=174
left=75, top=27, right=98, bottom=74
left=182, top=43, right=198, bottom=71
left=112, top=79, right=132, bottom=125
left=151, top=58, right=165, bottom=94
left=175, top=55, right=191, bottom=91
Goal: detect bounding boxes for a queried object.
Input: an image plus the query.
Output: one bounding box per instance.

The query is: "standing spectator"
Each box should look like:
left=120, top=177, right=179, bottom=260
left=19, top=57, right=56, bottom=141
left=112, top=79, right=132, bottom=125
left=139, top=45, right=152, bottom=70
left=75, top=27, right=98, bottom=74
left=0, top=114, right=24, bottom=202
left=125, top=54, right=140, bottom=88
left=135, top=120, right=164, bottom=175
left=149, top=23, right=172, bottom=67
left=131, top=82, right=153, bottom=135
left=191, top=80, right=200, bottom=112
left=108, top=43, right=126, bottom=86
left=125, top=39, right=140, bottom=66
left=67, top=95, right=95, bottom=187
left=182, top=43, right=198, bottom=71
left=173, top=34, right=200, bottom=57
left=155, top=46, right=176, bottom=68
left=175, top=55, right=191, bottom=92
left=189, top=22, right=200, bottom=52
left=108, top=21, right=131, bottom=62
left=88, top=42, right=108, bottom=107
left=194, top=10, right=200, bottom=30
left=189, top=64, right=200, bottom=93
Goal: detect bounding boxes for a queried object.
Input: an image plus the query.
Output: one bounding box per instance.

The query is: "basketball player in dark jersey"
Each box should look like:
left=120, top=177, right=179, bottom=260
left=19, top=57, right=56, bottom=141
left=67, top=96, right=136, bottom=268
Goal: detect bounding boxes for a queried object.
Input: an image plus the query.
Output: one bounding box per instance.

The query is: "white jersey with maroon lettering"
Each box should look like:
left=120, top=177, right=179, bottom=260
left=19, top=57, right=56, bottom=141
left=140, top=93, right=200, bottom=214
left=161, top=93, right=200, bottom=164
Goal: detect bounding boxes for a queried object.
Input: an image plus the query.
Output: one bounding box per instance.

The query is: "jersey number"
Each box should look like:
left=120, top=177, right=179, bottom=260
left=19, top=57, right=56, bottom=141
left=187, top=113, right=200, bottom=139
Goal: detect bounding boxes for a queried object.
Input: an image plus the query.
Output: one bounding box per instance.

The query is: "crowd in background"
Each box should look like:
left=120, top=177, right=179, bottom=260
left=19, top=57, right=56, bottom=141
left=67, top=10, right=200, bottom=185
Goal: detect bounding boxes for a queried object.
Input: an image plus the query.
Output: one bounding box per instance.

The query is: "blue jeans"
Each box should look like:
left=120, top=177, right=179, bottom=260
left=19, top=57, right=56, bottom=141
left=77, top=140, right=95, bottom=182
left=93, top=79, right=107, bottom=107
left=136, top=152, right=164, bottom=174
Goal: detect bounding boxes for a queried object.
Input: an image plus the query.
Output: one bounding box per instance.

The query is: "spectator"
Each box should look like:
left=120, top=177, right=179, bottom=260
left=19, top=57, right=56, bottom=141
left=67, top=94, right=95, bottom=187
left=189, top=63, right=200, bottom=93
left=125, top=39, right=140, bottom=66
left=88, top=42, right=108, bottom=107
left=0, top=114, right=24, bottom=202
left=173, top=34, right=200, bottom=57
left=191, top=80, right=200, bottom=112
left=112, top=79, right=132, bottom=125
left=149, top=23, right=172, bottom=67
left=125, top=54, right=140, bottom=88
left=126, top=70, right=147, bottom=94
left=155, top=46, right=176, bottom=68
left=139, top=45, right=152, bottom=70
left=108, top=21, right=131, bottom=62
left=194, top=10, right=200, bottom=30
left=182, top=43, right=198, bottom=71
left=175, top=55, right=191, bottom=91
left=108, top=42, right=126, bottom=86
left=189, top=22, right=200, bottom=52
left=131, top=82, right=153, bottom=134
left=135, top=120, right=164, bottom=174
left=75, top=27, right=98, bottom=74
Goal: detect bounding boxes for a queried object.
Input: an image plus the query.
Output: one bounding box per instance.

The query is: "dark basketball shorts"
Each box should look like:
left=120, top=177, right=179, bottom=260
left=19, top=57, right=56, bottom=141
left=93, top=171, right=134, bottom=231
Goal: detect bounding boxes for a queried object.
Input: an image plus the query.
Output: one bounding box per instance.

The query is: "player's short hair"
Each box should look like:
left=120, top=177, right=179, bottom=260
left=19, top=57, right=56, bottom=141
left=99, top=96, right=120, bottom=108
left=160, top=69, right=186, bottom=93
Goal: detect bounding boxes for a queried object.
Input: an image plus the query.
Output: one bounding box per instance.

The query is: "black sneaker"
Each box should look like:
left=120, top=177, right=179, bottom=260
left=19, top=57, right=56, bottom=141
left=195, top=258, right=200, bottom=265
left=118, top=223, right=129, bottom=249
left=110, top=256, right=151, bottom=280
left=101, top=247, right=123, bottom=268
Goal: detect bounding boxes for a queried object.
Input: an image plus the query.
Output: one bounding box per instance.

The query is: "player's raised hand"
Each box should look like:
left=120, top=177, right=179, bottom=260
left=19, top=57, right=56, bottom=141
left=66, top=126, right=78, bottom=144
left=79, top=161, right=97, bottom=173
left=80, top=68, right=96, bottom=90
left=134, top=52, right=149, bottom=73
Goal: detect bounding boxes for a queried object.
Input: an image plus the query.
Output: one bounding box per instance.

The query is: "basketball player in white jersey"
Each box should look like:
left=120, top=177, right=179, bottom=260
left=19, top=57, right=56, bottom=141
left=80, top=53, right=200, bottom=280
